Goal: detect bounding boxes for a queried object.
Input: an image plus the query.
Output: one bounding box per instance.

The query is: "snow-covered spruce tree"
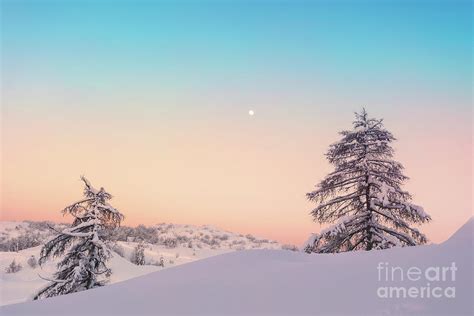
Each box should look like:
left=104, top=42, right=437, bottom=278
left=34, top=177, right=124, bottom=300
left=305, top=109, right=431, bottom=253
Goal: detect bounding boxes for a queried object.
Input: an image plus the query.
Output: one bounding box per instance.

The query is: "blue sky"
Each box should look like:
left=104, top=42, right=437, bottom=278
left=3, top=0, right=471, bottom=102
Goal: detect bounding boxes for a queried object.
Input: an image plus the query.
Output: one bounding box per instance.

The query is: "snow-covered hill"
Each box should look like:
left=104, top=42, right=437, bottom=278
left=0, top=221, right=286, bottom=252
left=2, top=218, right=472, bottom=315
left=0, top=221, right=289, bottom=306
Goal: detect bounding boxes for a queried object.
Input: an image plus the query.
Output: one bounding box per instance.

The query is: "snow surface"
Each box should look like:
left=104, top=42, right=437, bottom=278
left=0, top=221, right=285, bottom=306
left=0, top=245, right=159, bottom=306
left=1, top=218, right=472, bottom=315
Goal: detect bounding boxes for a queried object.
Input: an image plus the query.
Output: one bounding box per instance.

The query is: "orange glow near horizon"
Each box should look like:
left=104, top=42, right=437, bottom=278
left=1, top=98, right=471, bottom=245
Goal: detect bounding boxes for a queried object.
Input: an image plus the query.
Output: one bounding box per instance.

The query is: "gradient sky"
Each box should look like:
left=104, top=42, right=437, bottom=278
left=1, top=0, right=472, bottom=245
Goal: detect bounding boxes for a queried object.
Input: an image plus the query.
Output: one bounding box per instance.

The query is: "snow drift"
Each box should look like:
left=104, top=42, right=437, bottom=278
left=1, top=218, right=472, bottom=315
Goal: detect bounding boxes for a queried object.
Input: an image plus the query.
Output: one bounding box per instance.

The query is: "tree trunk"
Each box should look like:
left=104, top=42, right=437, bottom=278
left=365, top=173, right=373, bottom=251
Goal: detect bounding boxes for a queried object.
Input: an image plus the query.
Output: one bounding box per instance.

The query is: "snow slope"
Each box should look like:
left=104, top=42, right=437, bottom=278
left=0, top=245, right=158, bottom=306
left=0, top=221, right=287, bottom=306
left=2, top=218, right=472, bottom=315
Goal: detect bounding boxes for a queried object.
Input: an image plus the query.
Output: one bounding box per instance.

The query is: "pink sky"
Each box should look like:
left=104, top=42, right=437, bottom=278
left=1, top=98, right=471, bottom=245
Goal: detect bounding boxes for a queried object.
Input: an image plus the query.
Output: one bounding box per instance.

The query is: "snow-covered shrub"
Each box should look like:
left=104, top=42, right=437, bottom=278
left=218, top=234, right=229, bottom=241
left=245, top=234, right=256, bottom=242
left=150, top=256, right=165, bottom=267
left=25, top=221, right=57, bottom=232
left=209, top=238, right=220, bottom=247
left=134, top=225, right=158, bottom=243
left=0, top=233, right=42, bottom=252
left=163, top=238, right=178, bottom=248
left=107, top=225, right=159, bottom=244
left=5, top=259, right=22, bottom=273
left=131, top=242, right=146, bottom=265
left=27, top=255, right=38, bottom=268
left=282, top=244, right=299, bottom=252
left=151, top=257, right=165, bottom=267
left=231, top=240, right=245, bottom=248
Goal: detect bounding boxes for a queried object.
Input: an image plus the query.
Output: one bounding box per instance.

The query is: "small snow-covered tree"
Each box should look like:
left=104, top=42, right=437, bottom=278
left=131, top=242, right=146, bottom=265
left=27, top=255, right=38, bottom=268
left=5, top=259, right=22, bottom=273
left=34, top=177, right=124, bottom=300
left=305, top=109, right=431, bottom=253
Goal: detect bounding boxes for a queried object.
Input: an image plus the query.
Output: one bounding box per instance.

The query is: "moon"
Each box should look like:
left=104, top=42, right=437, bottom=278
left=248, top=110, right=255, bottom=116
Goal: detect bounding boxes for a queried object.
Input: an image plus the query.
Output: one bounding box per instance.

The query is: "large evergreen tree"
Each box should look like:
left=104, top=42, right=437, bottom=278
left=34, top=177, right=124, bottom=299
left=305, top=109, right=431, bottom=253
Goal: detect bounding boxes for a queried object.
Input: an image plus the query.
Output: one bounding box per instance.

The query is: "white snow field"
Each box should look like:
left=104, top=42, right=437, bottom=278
left=0, top=221, right=285, bottom=306
left=0, top=245, right=160, bottom=306
left=1, top=218, right=472, bottom=316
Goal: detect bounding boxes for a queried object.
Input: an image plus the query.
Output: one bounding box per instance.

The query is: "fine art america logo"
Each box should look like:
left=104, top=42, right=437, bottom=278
left=376, top=262, right=457, bottom=299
